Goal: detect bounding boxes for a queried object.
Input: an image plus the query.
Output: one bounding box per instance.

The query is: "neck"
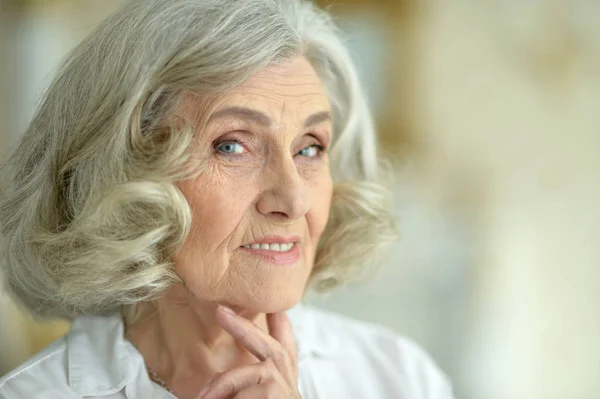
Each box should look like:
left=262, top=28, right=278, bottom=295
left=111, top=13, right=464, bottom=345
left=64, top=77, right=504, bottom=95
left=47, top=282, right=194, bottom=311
left=125, top=287, right=268, bottom=399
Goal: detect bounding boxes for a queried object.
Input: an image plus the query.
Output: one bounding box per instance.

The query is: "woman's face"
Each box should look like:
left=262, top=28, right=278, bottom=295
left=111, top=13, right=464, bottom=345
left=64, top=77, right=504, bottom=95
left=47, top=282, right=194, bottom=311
left=173, top=56, right=333, bottom=313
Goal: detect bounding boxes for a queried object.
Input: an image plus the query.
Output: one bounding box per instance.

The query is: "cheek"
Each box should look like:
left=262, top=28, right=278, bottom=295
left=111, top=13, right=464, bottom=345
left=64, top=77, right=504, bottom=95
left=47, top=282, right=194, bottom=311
left=173, top=173, right=254, bottom=273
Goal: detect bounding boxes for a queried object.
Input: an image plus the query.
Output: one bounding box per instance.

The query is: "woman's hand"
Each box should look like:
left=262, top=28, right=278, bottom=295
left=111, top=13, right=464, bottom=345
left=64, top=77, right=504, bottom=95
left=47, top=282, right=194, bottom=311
left=197, top=305, right=302, bottom=399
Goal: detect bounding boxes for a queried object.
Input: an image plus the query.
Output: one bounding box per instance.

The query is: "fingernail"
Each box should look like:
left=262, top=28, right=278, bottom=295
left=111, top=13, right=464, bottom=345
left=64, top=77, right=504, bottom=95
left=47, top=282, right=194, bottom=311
left=198, top=385, right=210, bottom=398
left=218, top=305, right=236, bottom=316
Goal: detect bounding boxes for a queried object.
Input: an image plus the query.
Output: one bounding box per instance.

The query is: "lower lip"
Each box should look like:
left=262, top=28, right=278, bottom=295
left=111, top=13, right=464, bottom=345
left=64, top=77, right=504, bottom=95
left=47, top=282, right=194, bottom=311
left=239, top=243, right=301, bottom=265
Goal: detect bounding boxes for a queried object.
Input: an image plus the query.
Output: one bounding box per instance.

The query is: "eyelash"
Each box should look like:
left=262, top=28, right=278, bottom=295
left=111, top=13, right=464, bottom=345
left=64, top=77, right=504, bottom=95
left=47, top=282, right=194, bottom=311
left=298, top=144, right=325, bottom=158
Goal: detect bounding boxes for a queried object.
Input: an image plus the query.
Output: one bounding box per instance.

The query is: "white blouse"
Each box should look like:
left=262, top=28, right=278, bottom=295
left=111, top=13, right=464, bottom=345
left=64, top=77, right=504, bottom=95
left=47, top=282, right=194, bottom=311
left=0, top=303, right=454, bottom=398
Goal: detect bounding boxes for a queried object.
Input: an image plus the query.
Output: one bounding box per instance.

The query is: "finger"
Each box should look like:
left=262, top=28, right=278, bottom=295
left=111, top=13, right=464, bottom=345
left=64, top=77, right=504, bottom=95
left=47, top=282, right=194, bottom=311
left=231, top=380, right=288, bottom=399
left=215, top=305, right=295, bottom=382
left=267, top=312, right=298, bottom=365
left=215, top=305, right=270, bottom=361
left=200, top=361, right=287, bottom=399
left=267, top=312, right=298, bottom=381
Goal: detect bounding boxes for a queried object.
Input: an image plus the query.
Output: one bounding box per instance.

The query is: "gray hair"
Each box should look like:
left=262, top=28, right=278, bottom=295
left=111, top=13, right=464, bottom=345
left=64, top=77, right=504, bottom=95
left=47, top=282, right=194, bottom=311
left=0, top=0, right=397, bottom=319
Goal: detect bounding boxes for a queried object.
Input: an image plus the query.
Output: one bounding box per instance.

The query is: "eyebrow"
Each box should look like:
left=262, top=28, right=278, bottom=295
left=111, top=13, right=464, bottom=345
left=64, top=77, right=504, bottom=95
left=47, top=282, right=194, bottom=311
left=303, top=110, right=332, bottom=129
left=207, top=106, right=332, bottom=129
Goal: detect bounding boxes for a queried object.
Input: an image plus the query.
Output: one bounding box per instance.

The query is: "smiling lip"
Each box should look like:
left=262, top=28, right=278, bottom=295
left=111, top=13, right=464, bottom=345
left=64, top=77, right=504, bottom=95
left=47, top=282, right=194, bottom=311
left=243, top=235, right=301, bottom=245
left=240, top=235, right=301, bottom=265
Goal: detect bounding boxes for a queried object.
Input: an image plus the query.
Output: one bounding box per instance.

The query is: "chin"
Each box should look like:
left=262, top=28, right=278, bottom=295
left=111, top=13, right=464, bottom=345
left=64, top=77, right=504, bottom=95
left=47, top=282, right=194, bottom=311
left=236, top=284, right=306, bottom=314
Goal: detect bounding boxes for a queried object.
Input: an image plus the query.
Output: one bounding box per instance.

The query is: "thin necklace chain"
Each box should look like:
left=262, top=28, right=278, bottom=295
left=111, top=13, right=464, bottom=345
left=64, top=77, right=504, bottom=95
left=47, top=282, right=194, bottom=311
left=124, top=331, right=177, bottom=396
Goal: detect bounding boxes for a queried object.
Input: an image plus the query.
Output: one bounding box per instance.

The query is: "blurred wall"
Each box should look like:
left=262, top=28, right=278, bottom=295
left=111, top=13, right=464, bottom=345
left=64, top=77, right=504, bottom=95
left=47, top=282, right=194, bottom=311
left=414, top=2, right=600, bottom=398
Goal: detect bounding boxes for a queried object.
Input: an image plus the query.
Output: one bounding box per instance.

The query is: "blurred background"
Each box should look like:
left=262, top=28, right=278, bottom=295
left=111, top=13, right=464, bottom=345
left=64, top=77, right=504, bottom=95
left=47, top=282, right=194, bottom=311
left=1, top=0, right=599, bottom=398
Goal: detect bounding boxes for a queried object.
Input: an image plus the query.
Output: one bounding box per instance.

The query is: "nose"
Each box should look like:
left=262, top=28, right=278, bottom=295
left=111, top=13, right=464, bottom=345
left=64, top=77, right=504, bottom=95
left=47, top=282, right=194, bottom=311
left=256, top=156, right=310, bottom=221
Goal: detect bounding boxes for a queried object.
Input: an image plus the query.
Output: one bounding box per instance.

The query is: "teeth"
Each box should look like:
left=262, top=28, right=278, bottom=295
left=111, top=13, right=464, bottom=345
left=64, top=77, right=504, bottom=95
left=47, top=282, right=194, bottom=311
left=243, top=243, right=295, bottom=252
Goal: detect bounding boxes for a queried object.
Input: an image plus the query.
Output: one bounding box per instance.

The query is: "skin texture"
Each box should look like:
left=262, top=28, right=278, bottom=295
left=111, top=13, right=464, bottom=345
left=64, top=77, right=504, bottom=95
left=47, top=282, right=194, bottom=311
left=126, top=56, right=333, bottom=399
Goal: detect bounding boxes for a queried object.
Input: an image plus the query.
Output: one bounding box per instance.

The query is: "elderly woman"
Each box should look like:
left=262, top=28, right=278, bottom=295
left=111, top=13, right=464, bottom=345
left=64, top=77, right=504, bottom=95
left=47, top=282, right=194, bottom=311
left=0, top=0, right=454, bottom=398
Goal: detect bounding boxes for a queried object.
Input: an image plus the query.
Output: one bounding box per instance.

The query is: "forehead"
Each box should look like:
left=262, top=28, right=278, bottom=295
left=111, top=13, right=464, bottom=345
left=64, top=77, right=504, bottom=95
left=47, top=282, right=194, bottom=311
left=216, top=56, right=330, bottom=116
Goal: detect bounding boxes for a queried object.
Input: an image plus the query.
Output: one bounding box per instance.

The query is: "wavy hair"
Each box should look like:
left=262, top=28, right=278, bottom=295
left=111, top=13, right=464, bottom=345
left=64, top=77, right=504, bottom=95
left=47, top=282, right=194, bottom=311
left=0, top=0, right=397, bottom=320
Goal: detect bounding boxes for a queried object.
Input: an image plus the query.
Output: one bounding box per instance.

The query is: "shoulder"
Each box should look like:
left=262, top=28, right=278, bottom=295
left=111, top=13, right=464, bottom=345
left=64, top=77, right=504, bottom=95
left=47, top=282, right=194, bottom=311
left=0, top=337, right=77, bottom=397
left=293, top=305, right=454, bottom=399
left=2, top=313, right=153, bottom=399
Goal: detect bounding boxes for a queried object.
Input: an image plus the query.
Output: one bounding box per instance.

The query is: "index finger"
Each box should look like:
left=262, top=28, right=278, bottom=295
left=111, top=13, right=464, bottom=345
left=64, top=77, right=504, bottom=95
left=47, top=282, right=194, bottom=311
left=215, top=305, right=298, bottom=382
left=267, top=312, right=298, bottom=364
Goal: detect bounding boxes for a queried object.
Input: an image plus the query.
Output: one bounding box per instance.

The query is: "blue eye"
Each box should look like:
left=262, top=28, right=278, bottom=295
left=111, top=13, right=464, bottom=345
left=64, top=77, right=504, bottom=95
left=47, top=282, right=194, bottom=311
left=216, top=141, right=245, bottom=154
left=298, top=144, right=324, bottom=158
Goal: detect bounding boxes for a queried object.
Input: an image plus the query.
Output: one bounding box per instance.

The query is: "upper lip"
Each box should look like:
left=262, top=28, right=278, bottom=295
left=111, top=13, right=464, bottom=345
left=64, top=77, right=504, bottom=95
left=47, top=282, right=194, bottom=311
left=241, top=235, right=301, bottom=246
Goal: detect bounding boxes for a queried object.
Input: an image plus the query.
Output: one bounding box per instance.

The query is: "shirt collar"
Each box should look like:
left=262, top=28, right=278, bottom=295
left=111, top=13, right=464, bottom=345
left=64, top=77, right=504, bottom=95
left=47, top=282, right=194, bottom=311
left=66, top=302, right=341, bottom=397
left=287, top=301, right=344, bottom=359
left=67, top=312, right=140, bottom=397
